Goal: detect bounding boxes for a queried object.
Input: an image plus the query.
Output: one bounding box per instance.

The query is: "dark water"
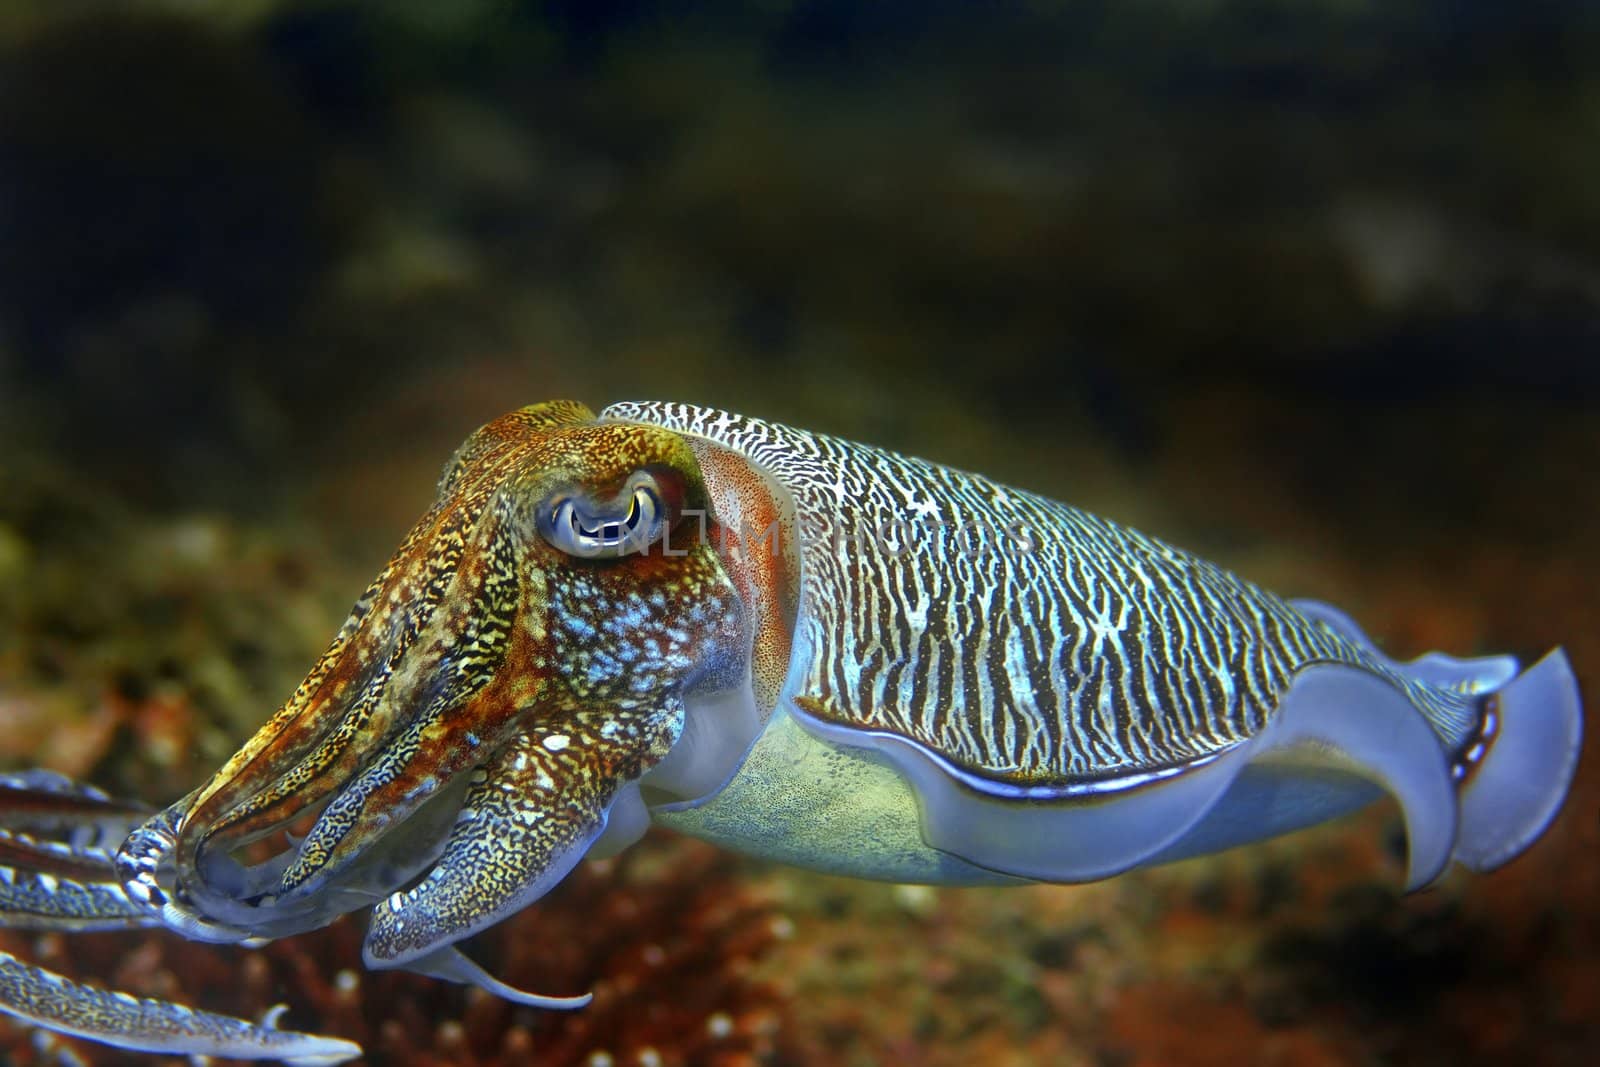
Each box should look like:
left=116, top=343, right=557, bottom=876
left=0, top=3, right=1595, bottom=1065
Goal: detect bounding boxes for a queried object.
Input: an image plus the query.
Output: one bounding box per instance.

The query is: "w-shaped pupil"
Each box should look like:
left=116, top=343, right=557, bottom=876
left=573, top=493, right=641, bottom=540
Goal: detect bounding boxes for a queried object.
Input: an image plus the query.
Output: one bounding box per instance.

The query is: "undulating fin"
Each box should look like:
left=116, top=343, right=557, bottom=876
left=1221, top=662, right=1459, bottom=890
left=794, top=695, right=1248, bottom=883
left=362, top=707, right=681, bottom=1005
left=1454, top=648, right=1583, bottom=871
left=1289, top=598, right=1520, bottom=695
left=818, top=660, right=1460, bottom=888
left=1289, top=599, right=1584, bottom=872
left=0, top=951, right=360, bottom=1066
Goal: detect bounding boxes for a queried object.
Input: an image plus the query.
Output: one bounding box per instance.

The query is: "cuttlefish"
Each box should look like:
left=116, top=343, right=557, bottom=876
left=0, top=400, right=1582, bottom=1063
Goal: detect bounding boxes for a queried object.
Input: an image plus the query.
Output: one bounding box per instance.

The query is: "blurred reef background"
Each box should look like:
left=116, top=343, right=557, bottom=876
left=0, top=1, right=1596, bottom=1064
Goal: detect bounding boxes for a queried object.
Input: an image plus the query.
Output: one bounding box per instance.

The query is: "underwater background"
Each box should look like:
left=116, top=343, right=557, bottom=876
left=0, top=1, right=1595, bottom=1064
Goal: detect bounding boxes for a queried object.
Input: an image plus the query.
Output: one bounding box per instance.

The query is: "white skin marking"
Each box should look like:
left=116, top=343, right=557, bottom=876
left=896, top=479, right=941, bottom=517
left=542, top=734, right=571, bottom=752
left=1087, top=586, right=1129, bottom=656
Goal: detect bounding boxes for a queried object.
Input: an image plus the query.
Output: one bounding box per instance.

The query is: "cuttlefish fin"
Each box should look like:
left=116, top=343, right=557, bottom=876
left=1143, top=665, right=1456, bottom=891
left=1288, top=601, right=1583, bottom=873
left=361, top=717, right=669, bottom=1006
left=1235, top=662, right=1459, bottom=891
left=1289, top=598, right=1520, bottom=693
left=1454, top=648, right=1582, bottom=872
left=843, top=663, right=1460, bottom=889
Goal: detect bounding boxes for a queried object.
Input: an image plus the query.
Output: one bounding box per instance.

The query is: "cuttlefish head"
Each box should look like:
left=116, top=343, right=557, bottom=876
left=126, top=402, right=747, bottom=953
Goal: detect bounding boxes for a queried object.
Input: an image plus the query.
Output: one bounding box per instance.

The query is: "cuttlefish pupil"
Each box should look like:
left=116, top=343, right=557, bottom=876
left=543, top=469, right=675, bottom=559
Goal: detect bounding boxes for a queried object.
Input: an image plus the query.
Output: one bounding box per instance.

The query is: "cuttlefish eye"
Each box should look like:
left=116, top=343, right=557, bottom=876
left=540, top=471, right=673, bottom=559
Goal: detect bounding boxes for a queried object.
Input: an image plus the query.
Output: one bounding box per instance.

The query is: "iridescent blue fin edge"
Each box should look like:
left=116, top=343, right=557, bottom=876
left=1454, top=648, right=1583, bottom=872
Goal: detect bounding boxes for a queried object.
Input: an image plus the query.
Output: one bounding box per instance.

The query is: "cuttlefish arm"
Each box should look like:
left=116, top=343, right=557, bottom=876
left=0, top=775, right=361, bottom=1065
left=364, top=702, right=682, bottom=1004
left=0, top=770, right=155, bottom=930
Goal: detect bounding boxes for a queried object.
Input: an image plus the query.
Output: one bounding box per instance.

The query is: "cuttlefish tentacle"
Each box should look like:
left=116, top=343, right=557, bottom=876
left=0, top=778, right=359, bottom=1064
left=0, top=843, right=154, bottom=931
left=0, top=771, right=156, bottom=929
left=180, top=507, right=505, bottom=868
left=0, top=953, right=361, bottom=1067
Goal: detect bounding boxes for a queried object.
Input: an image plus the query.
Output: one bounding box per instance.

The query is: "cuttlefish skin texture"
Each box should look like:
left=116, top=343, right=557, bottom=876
left=0, top=400, right=1583, bottom=1064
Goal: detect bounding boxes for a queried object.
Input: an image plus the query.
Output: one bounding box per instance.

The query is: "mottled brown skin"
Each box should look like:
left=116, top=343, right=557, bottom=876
left=163, top=401, right=747, bottom=940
